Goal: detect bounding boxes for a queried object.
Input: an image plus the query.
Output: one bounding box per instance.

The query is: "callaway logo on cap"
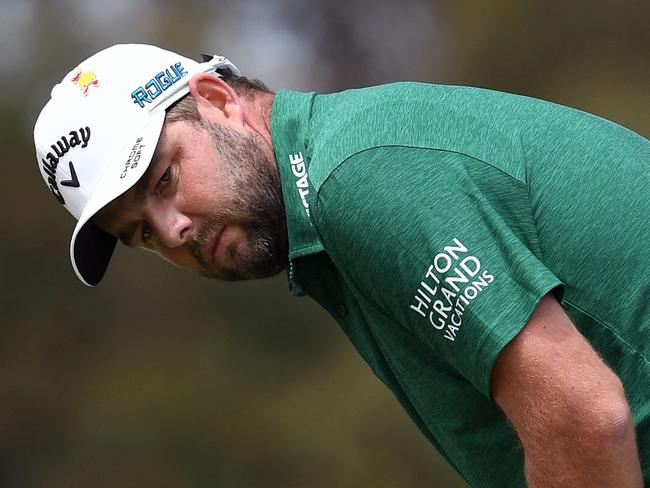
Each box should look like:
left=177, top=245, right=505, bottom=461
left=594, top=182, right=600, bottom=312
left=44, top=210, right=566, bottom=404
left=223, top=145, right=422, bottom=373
left=33, top=43, right=240, bottom=286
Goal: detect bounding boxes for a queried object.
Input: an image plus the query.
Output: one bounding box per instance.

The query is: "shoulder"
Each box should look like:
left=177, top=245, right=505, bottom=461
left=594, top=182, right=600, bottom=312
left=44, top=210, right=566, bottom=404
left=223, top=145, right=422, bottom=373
left=305, top=83, right=529, bottom=193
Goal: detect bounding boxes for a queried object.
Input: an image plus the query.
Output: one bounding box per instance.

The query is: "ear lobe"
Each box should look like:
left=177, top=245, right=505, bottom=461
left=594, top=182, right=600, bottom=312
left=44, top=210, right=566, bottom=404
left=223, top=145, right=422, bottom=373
left=188, top=73, right=243, bottom=124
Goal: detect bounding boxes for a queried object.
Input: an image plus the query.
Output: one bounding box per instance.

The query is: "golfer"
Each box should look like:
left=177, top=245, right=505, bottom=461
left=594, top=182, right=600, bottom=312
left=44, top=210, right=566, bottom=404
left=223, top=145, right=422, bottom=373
left=34, top=44, right=649, bottom=487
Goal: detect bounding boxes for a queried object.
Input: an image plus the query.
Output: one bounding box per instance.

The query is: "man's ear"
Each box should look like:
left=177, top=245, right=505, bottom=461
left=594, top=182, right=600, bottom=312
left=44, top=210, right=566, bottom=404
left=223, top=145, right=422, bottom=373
left=188, top=73, right=244, bottom=126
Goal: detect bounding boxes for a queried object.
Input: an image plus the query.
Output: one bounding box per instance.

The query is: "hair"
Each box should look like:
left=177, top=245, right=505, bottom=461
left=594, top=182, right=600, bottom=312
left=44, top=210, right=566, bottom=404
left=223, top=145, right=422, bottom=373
left=166, top=73, right=273, bottom=124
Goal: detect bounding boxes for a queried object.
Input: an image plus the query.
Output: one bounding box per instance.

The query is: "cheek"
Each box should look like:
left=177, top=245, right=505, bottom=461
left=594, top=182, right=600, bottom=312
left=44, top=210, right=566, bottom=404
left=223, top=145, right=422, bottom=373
left=180, top=166, right=228, bottom=212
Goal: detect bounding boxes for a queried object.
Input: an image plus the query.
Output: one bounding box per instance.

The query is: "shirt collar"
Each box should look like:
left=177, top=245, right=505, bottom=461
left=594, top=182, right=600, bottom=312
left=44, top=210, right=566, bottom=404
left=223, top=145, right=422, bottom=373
left=271, top=89, right=324, bottom=295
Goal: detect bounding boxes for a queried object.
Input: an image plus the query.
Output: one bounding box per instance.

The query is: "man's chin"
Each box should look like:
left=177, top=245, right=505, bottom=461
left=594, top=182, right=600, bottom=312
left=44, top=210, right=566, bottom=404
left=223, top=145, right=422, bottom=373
left=186, top=226, right=289, bottom=281
left=216, top=233, right=288, bottom=281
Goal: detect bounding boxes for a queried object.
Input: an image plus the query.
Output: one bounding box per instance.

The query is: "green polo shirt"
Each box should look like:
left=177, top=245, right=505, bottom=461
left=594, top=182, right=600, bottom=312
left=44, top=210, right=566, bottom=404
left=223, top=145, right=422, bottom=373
left=270, top=82, right=650, bottom=487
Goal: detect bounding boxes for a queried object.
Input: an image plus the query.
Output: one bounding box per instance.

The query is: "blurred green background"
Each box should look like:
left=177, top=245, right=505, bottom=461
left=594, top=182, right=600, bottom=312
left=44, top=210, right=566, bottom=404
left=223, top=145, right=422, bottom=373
left=1, top=0, right=648, bottom=486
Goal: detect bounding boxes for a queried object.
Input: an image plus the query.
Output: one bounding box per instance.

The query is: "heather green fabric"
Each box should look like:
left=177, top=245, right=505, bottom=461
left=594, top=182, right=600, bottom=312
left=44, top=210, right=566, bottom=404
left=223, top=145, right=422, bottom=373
left=270, top=83, right=650, bottom=487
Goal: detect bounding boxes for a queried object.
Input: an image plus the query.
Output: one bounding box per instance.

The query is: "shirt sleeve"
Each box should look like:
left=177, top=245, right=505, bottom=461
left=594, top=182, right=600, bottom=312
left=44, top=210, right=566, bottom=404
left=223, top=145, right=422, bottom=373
left=310, top=146, right=564, bottom=398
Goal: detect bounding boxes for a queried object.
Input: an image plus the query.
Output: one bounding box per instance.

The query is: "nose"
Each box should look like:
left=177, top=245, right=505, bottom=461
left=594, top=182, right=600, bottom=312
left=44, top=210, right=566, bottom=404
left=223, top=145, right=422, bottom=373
left=148, top=206, right=194, bottom=249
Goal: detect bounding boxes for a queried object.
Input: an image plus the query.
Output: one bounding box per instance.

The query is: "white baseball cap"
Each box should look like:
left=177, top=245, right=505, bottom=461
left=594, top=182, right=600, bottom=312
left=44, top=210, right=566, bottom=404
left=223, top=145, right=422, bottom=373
left=34, top=44, right=240, bottom=286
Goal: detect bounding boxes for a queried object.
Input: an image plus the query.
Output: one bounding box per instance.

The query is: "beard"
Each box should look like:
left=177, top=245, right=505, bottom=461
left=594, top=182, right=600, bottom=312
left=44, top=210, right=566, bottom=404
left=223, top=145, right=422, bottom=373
left=188, top=120, right=289, bottom=281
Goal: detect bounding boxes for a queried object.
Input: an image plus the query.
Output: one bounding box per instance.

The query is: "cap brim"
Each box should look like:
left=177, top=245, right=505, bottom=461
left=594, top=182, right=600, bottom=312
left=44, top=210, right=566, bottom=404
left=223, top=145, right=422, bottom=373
left=72, top=223, right=118, bottom=286
left=70, top=110, right=166, bottom=286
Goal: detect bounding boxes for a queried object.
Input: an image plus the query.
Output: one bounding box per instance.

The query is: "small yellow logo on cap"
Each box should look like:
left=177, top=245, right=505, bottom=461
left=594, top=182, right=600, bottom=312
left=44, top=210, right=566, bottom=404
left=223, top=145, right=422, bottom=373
left=71, top=67, right=99, bottom=96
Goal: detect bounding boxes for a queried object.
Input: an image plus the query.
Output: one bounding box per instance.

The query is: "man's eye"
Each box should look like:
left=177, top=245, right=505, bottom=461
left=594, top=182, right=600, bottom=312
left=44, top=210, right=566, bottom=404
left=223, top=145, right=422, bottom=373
left=159, top=167, right=171, bottom=184
left=141, top=223, right=152, bottom=242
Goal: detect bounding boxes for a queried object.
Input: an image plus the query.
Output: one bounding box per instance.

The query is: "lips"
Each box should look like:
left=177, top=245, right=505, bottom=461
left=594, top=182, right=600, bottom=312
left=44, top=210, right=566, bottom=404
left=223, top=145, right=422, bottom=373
left=210, top=225, right=227, bottom=263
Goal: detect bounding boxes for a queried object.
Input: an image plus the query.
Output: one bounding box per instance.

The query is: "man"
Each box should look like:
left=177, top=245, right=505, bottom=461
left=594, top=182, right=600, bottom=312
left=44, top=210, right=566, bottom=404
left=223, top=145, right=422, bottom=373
left=34, top=44, right=649, bottom=487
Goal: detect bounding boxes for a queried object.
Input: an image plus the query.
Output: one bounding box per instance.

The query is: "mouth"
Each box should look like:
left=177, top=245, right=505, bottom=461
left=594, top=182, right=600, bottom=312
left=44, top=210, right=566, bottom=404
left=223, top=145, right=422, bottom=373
left=210, top=225, right=227, bottom=263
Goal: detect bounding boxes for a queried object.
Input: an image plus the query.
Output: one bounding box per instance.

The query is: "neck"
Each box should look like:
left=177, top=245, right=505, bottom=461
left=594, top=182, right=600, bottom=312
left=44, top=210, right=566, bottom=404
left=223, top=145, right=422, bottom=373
left=242, top=92, right=275, bottom=147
